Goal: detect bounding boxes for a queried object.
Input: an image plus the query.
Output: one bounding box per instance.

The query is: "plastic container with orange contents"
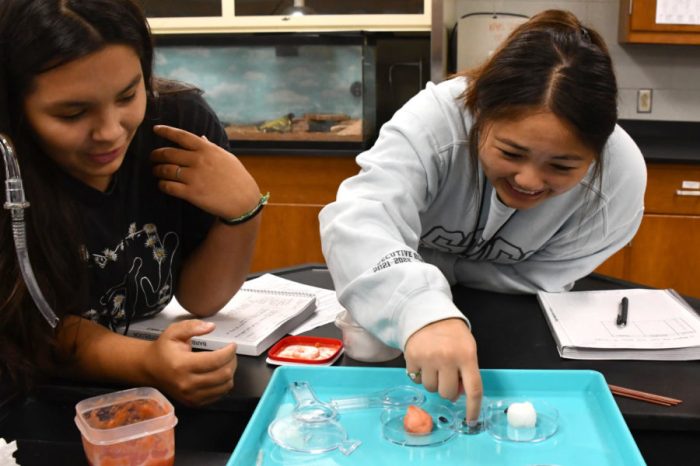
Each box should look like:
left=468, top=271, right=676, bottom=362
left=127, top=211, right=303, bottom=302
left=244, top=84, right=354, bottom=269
left=74, top=387, right=178, bottom=466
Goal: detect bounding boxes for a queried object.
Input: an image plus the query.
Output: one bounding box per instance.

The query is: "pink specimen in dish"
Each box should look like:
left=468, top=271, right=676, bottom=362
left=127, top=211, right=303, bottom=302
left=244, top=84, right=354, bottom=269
left=403, top=404, right=433, bottom=435
left=276, top=344, right=336, bottom=361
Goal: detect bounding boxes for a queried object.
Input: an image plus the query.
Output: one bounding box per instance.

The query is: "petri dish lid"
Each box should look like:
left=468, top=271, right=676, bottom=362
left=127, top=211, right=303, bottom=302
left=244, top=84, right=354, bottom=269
left=381, top=401, right=458, bottom=447
left=267, top=336, right=343, bottom=365
left=485, top=398, right=559, bottom=443
left=268, top=416, right=361, bottom=455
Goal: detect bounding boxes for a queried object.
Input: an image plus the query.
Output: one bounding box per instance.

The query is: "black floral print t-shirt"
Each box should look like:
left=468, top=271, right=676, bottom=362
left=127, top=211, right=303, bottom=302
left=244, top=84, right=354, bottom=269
left=62, top=90, right=226, bottom=330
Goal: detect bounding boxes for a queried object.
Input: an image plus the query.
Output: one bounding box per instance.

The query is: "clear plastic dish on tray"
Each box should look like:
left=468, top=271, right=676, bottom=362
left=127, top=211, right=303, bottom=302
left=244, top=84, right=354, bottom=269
left=271, top=380, right=431, bottom=455
left=287, top=381, right=427, bottom=423
left=267, top=416, right=361, bottom=455
left=485, top=398, right=559, bottom=442
left=380, top=401, right=458, bottom=447
left=449, top=394, right=489, bottom=435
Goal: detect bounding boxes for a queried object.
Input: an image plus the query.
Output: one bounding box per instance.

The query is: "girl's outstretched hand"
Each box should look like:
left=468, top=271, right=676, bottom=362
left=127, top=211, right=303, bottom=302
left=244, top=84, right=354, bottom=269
left=150, top=125, right=261, bottom=219
left=144, top=319, right=238, bottom=406
left=404, top=318, right=483, bottom=424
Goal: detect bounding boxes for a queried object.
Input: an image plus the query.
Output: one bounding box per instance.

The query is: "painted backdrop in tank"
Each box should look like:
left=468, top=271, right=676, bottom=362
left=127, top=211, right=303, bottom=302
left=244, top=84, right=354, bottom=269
left=155, top=42, right=373, bottom=142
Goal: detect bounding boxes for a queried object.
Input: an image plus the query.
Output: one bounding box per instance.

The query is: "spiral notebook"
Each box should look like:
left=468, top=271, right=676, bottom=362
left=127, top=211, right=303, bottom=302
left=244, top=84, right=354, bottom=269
left=122, top=274, right=316, bottom=356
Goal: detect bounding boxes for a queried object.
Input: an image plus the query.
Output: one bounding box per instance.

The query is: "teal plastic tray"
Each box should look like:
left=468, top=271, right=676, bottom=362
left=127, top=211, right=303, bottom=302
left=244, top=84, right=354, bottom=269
left=227, top=367, right=645, bottom=465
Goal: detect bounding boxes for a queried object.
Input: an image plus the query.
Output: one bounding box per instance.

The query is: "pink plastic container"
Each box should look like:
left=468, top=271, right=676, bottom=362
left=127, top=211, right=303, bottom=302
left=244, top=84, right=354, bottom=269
left=74, top=387, right=178, bottom=466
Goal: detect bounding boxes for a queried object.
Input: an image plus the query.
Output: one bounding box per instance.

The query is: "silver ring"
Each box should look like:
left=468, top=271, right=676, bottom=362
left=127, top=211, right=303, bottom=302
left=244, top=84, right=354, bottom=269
left=407, top=369, right=422, bottom=382
left=175, top=166, right=182, bottom=181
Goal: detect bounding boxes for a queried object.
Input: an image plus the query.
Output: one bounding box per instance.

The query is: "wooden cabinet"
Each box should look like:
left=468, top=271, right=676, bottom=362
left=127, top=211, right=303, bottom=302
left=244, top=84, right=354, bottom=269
left=619, top=0, right=700, bottom=45
left=238, top=154, right=359, bottom=272
left=596, top=163, right=700, bottom=298
left=142, top=0, right=431, bottom=34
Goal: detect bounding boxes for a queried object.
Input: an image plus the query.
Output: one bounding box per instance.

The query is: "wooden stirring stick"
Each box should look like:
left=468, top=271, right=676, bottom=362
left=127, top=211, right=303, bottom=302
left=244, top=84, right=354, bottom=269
left=608, top=384, right=682, bottom=406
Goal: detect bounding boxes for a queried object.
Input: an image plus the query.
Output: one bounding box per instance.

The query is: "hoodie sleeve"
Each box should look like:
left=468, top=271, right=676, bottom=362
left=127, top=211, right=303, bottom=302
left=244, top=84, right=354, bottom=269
left=319, top=83, right=469, bottom=350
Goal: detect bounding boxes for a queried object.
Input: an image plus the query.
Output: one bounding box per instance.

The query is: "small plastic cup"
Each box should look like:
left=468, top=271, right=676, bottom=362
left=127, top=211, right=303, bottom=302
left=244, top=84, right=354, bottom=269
left=74, top=387, right=178, bottom=466
left=334, top=310, right=402, bottom=362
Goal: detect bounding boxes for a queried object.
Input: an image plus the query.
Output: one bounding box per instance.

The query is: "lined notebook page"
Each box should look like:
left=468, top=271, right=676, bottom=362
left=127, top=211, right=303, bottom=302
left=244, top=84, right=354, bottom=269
left=246, top=273, right=345, bottom=335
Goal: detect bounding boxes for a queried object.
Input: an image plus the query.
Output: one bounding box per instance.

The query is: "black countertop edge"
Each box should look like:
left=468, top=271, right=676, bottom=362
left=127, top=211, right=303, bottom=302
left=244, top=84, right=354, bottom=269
left=231, top=145, right=360, bottom=157
left=643, top=156, right=699, bottom=164
left=634, top=143, right=700, bottom=164
left=618, top=119, right=700, bottom=164
left=618, top=119, right=700, bottom=140
left=232, top=146, right=698, bottom=163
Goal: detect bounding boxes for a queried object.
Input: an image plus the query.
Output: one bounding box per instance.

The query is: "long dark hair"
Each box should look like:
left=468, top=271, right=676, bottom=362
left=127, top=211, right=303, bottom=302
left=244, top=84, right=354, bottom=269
left=0, top=0, right=154, bottom=389
left=459, top=9, right=618, bottom=190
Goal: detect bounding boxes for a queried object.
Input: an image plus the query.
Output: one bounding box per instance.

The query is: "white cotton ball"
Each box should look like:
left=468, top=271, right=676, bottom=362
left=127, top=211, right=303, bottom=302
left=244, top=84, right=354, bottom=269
left=0, top=438, right=19, bottom=466
left=507, top=401, right=537, bottom=428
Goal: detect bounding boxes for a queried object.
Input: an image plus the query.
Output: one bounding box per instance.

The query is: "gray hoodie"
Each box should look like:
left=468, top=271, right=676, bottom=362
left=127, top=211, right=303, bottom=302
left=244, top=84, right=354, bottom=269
left=320, top=77, right=646, bottom=351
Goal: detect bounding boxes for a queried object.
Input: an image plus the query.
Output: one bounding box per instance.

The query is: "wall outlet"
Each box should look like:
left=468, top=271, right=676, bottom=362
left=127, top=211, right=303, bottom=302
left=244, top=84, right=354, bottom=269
left=637, top=89, right=653, bottom=113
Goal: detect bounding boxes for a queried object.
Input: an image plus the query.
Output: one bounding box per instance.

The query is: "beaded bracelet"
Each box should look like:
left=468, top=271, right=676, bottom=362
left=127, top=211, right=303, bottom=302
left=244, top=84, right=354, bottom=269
left=218, top=192, right=270, bottom=226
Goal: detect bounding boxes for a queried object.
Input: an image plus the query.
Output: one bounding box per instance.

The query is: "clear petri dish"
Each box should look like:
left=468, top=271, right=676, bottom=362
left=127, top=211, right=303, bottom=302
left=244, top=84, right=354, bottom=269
left=381, top=401, right=458, bottom=447
left=451, top=395, right=488, bottom=435
left=485, top=398, right=558, bottom=443
left=268, top=416, right=361, bottom=455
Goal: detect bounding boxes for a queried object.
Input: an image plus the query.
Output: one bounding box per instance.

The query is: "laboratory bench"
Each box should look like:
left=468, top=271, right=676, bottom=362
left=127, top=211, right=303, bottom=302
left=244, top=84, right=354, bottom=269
left=1, top=265, right=699, bottom=465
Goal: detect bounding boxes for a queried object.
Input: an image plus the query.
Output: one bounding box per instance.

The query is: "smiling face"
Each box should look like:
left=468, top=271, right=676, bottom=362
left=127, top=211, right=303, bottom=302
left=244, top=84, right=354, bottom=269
left=477, top=109, right=597, bottom=210
left=23, top=45, right=147, bottom=192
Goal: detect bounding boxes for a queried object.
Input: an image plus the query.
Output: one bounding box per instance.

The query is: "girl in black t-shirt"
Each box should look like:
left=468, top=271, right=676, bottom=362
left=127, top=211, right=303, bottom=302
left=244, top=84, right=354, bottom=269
left=0, top=0, right=263, bottom=406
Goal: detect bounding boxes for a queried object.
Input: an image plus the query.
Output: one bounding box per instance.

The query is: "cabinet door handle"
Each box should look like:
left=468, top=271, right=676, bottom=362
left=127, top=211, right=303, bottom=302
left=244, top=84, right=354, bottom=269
left=676, top=189, right=700, bottom=196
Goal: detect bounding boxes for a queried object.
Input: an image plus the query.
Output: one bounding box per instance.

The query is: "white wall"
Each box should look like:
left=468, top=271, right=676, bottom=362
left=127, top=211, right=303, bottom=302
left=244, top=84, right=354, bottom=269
left=452, top=0, right=700, bottom=122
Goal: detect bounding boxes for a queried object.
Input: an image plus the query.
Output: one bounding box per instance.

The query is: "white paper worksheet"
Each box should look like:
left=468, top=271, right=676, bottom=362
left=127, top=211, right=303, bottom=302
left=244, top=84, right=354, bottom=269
left=122, top=274, right=317, bottom=355
left=537, top=288, right=700, bottom=360
left=249, top=272, right=345, bottom=335
left=656, top=0, right=700, bottom=25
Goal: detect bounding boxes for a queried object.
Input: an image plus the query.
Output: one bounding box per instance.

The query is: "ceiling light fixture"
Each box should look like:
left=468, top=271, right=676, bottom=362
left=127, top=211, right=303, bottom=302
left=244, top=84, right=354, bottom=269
left=283, top=0, right=315, bottom=16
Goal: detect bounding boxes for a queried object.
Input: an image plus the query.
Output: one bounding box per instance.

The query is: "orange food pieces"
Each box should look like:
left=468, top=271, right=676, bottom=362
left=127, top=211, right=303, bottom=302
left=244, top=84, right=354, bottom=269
left=82, top=431, right=175, bottom=466
left=403, top=404, right=433, bottom=435
left=83, top=399, right=167, bottom=430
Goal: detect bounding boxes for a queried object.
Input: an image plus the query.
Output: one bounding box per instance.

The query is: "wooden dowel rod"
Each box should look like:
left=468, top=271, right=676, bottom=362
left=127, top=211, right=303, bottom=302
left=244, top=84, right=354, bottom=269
left=608, top=384, right=682, bottom=406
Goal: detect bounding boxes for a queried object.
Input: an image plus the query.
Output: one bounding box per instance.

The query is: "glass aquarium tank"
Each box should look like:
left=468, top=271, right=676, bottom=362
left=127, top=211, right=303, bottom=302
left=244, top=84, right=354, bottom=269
left=140, top=0, right=424, bottom=17
left=139, top=0, right=221, bottom=17
left=233, top=0, right=424, bottom=15
left=154, top=33, right=376, bottom=150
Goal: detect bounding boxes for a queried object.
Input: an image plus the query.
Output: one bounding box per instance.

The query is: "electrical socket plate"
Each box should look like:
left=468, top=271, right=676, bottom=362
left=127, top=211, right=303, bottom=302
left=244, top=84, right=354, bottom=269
left=637, top=89, right=652, bottom=113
